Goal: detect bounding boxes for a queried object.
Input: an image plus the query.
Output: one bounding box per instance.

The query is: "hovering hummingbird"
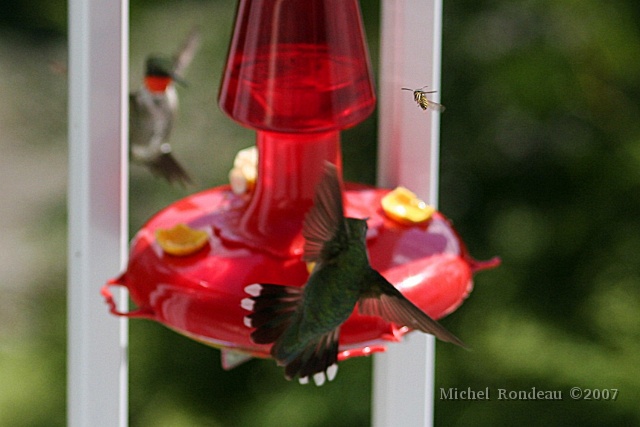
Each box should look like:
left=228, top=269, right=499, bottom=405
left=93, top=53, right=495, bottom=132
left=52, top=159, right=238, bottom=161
left=129, top=28, right=201, bottom=186
left=402, top=86, right=445, bottom=112
left=241, top=163, right=465, bottom=386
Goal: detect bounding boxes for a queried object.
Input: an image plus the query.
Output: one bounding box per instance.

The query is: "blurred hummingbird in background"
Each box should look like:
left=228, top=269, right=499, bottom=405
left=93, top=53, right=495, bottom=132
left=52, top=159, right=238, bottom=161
left=129, top=27, right=201, bottom=186
left=241, top=163, right=465, bottom=386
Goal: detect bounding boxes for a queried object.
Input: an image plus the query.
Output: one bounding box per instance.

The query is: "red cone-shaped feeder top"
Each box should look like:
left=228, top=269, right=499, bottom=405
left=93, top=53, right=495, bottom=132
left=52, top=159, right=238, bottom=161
left=103, top=0, right=499, bottom=366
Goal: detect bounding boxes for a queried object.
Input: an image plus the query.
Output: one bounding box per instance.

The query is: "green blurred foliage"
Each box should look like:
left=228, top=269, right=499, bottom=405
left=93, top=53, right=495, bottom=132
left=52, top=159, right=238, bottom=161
left=1, top=0, right=66, bottom=37
left=437, top=1, right=640, bottom=426
left=1, top=0, right=639, bottom=426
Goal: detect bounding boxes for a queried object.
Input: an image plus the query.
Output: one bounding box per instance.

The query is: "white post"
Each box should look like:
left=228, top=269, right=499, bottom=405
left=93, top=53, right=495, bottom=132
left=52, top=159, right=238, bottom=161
left=67, top=0, right=129, bottom=425
left=374, top=1, right=443, bottom=426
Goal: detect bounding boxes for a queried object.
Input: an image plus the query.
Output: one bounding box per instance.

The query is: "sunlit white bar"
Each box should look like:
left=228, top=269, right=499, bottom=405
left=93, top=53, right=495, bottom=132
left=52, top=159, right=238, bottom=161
left=67, top=0, right=129, bottom=425
left=374, top=1, right=443, bottom=426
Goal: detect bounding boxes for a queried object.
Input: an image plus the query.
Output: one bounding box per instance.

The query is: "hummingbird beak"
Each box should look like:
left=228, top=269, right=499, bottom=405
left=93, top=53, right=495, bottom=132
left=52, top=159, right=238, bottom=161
left=171, top=72, right=188, bottom=87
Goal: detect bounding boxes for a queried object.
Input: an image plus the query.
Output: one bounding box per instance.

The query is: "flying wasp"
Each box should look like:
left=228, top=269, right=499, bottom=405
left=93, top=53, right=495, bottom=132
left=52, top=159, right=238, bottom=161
left=402, top=86, right=445, bottom=112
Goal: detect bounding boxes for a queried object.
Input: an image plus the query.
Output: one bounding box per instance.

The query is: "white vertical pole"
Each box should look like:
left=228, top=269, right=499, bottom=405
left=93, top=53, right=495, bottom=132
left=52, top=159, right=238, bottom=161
left=68, top=0, right=129, bottom=425
left=374, top=1, right=443, bottom=427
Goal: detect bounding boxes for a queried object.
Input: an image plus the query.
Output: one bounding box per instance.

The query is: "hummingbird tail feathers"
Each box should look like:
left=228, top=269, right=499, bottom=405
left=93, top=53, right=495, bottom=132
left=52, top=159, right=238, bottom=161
left=242, top=284, right=302, bottom=345
left=279, top=328, right=339, bottom=386
left=241, top=283, right=340, bottom=385
left=149, top=151, right=193, bottom=187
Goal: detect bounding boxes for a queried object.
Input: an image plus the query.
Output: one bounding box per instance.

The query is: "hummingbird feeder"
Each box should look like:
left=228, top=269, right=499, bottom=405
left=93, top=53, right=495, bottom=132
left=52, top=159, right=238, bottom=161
left=103, top=0, right=498, bottom=370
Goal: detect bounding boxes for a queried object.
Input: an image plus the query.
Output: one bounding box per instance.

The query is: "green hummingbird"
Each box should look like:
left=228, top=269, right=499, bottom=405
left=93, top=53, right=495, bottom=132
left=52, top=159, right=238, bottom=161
left=241, top=163, right=465, bottom=386
left=129, top=28, right=200, bottom=186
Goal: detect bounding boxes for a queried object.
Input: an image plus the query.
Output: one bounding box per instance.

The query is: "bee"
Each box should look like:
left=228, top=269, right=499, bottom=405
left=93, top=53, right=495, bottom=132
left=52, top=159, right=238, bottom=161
left=402, top=86, right=445, bottom=112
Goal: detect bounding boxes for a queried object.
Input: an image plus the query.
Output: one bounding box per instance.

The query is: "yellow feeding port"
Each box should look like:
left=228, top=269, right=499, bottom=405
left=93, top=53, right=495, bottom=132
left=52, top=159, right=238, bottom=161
left=381, top=186, right=435, bottom=225
left=155, top=223, right=209, bottom=256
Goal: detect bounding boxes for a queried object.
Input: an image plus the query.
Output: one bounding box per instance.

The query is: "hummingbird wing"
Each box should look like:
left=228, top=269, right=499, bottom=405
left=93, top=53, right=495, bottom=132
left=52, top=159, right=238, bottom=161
left=358, top=269, right=466, bottom=347
left=302, top=162, right=347, bottom=263
left=242, top=283, right=340, bottom=385
left=172, top=26, right=201, bottom=78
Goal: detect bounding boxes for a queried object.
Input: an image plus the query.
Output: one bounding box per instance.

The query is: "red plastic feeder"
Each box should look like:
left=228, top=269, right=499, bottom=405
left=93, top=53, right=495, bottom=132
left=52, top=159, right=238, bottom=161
left=103, top=0, right=498, bottom=368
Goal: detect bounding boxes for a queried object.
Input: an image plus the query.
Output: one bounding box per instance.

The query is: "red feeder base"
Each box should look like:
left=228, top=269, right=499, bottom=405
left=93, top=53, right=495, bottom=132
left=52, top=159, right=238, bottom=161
left=103, top=182, right=499, bottom=365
